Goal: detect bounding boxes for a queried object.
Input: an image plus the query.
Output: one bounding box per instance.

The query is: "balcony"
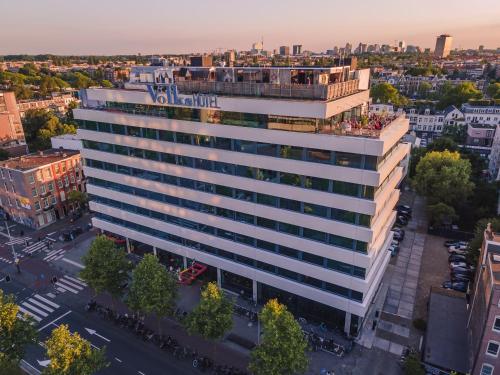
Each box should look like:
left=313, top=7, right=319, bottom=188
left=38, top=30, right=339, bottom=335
left=175, top=79, right=360, bottom=101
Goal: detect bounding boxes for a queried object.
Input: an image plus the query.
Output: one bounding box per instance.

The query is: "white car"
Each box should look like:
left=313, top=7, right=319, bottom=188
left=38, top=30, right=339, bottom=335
left=450, top=261, right=468, bottom=269
left=448, top=248, right=467, bottom=255
left=448, top=244, right=468, bottom=251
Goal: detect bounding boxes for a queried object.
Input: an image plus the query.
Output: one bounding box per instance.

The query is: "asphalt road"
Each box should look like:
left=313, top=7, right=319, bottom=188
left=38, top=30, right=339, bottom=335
left=0, top=216, right=201, bottom=375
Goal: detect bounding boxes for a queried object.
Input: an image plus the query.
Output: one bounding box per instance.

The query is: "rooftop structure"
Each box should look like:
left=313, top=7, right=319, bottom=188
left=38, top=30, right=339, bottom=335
left=0, top=149, right=80, bottom=171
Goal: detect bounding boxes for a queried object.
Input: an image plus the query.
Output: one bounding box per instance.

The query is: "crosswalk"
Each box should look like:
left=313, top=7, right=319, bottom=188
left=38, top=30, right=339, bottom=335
left=5, top=236, right=32, bottom=246
left=55, top=275, right=87, bottom=294
left=44, top=248, right=66, bottom=262
left=22, top=240, right=48, bottom=256
left=0, top=256, right=13, bottom=264
left=17, top=294, right=60, bottom=323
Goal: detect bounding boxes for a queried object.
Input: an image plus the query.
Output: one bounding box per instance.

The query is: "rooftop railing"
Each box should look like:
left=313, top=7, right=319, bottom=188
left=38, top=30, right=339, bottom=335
left=175, top=79, right=360, bottom=101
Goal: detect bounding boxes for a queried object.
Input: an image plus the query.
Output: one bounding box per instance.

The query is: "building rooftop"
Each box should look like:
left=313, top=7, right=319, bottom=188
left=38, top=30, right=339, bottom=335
left=424, top=288, right=468, bottom=374
left=0, top=148, right=79, bottom=171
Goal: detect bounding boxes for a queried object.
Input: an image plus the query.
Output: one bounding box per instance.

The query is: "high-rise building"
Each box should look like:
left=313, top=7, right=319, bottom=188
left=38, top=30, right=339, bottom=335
left=279, top=46, right=290, bottom=56
left=292, top=45, right=302, bottom=56
left=76, top=64, right=410, bottom=335
left=434, top=34, right=453, bottom=58
left=345, top=43, right=352, bottom=55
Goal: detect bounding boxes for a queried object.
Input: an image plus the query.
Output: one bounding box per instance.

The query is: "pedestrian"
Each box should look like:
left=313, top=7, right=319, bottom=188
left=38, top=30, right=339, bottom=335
left=15, top=258, right=20, bottom=274
left=20, top=230, right=24, bottom=236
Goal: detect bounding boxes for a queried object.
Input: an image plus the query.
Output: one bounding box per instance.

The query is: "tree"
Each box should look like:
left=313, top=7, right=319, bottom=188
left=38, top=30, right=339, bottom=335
left=127, top=254, right=178, bottom=326
left=0, top=149, right=10, bottom=161
left=441, top=124, right=467, bottom=144
left=467, top=218, right=500, bottom=264
left=413, top=150, right=474, bottom=207
left=0, top=290, right=37, bottom=366
left=80, top=235, right=132, bottom=300
left=417, top=82, right=433, bottom=99
left=409, top=147, right=427, bottom=178
left=67, top=190, right=88, bottom=208
left=101, top=79, right=113, bottom=88
left=437, top=82, right=483, bottom=109
left=426, top=137, right=458, bottom=152
left=370, top=83, right=408, bottom=106
left=486, top=82, right=500, bottom=99
left=427, top=202, right=458, bottom=227
left=23, top=109, right=76, bottom=151
left=403, top=353, right=425, bottom=375
left=184, top=282, right=233, bottom=342
left=249, top=299, right=308, bottom=375
left=43, top=324, right=108, bottom=375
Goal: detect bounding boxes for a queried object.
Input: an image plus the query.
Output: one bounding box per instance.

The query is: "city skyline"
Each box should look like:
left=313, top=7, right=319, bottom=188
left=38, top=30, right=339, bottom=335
left=1, top=0, right=499, bottom=55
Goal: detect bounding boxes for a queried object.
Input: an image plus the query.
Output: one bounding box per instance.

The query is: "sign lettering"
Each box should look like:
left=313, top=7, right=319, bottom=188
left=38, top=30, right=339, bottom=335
left=147, top=84, right=219, bottom=109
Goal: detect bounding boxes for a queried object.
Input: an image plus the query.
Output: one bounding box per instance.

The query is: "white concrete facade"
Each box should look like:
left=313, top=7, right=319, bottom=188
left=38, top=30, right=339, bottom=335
left=76, top=76, right=409, bottom=334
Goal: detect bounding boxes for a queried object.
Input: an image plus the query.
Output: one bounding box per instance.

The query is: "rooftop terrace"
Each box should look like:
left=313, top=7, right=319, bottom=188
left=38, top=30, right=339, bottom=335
left=0, top=149, right=79, bottom=171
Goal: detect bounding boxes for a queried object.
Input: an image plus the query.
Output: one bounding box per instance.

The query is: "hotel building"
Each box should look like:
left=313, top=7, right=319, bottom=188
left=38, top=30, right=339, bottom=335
left=75, top=64, right=410, bottom=335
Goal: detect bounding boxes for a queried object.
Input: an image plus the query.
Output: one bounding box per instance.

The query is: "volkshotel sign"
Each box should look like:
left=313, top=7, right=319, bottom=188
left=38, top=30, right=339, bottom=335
left=147, top=84, right=219, bottom=108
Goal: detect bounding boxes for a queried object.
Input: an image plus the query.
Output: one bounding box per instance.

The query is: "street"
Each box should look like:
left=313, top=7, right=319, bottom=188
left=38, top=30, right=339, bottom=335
left=0, top=214, right=200, bottom=375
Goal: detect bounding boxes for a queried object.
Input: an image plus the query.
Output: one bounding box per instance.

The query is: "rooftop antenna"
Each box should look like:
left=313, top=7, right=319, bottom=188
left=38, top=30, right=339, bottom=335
left=261, top=36, right=264, bottom=50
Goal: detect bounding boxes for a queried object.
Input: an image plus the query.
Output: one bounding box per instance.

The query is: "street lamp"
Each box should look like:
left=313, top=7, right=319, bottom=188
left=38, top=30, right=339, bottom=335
left=5, top=221, right=18, bottom=263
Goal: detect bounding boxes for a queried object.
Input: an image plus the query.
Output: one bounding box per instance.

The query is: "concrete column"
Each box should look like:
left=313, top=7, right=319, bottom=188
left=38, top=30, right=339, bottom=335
left=153, top=246, right=157, bottom=256
left=252, top=279, right=258, bottom=303
left=125, top=238, right=131, bottom=254
left=216, top=268, right=222, bottom=288
left=182, top=256, right=187, bottom=269
left=344, top=312, right=352, bottom=335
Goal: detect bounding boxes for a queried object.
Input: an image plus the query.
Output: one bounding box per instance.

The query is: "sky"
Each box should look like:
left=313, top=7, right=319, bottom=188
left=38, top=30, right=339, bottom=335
left=1, top=0, right=499, bottom=55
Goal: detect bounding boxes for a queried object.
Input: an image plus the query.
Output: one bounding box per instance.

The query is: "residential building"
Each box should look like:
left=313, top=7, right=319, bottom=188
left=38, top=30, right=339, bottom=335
left=406, top=106, right=463, bottom=139
left=0, top=149, right=85, bottom=228
left=435, top=34, right=453, bottom=58
left=16, top=93, right=77, bottom=118
left=293, top=45, right=302, bottom=56
left=75, top=64, right=410, bottom=335
left=279, top=46, right=290, bottom=56
left=0, top=91, right=26, bottom=143
left=467, top=225, right=500, bottom=375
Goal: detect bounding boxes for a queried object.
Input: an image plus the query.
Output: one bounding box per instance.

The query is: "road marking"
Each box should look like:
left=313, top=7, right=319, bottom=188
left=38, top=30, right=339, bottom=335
left=33, top=294, right=60, bottom=308
left=21, top=302, right=49, bottom=317
left=115, top=358, right=122, bottom=363
left=61, top=257, right=84, bottom=269
left=38, top=310, right=72, bottom=331
left=138, top=372, right=145, bottom=375
left=85, top=328, right=111, bottom=342
left=18, top=306, right=42, bottom=322
left=46, top=293, right=56, bottom=299
left=52, top=254, right=65, bottom=262
left=37, top=359, right=51, bottom=367
left=20, top=359, right=41, bottom=375
left=58, top=277, right=83, bottom=291
left=63, top=275, right=87, bottom=286
left=55, top=283, right=78, bottom=294
left=44, top=249, right=64, bottom=260
left=26, top=298, right=54, bottom=313
left=56, top=287, right=66, bottom=293
left=46, top=232, right=57, bottom=236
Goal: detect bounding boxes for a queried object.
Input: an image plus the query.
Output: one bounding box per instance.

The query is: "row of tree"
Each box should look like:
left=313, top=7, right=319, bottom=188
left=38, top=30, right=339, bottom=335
left=0, top=290, right=107, bottom=375
left=80, top=236, right=309, bottom=375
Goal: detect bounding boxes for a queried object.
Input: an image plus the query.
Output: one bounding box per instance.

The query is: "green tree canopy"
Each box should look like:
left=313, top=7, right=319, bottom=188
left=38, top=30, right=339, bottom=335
left=249, top=299, right=308, bottom=375
left=184, top=282, right=233, bottom=341
left=67, top=190, right=88, bottom=207
left=467, top=218, right=500, bottom=264
left=23, top=109, right=77, bottom=151
left=43, top=324, right=108, bottom=375
left=428, top=202, right=458, bottom=227
left=437, top=82, right=483, bottom=109
left=0, top=149, right=10, bottom=161
left=127, top=254, right=178, bottom=319
left=404, top=353, right=425, bottom=375
left=426, top=137, right=459, bottom=152
left=80, top=235, right=132, bottom=299
left=486, top=82, right=500, bottom=99
left=370, top=82, right=408, bottom=106
left=413, top=150, right=474, bottom=207
left=0, top=290, right=37, bottom=365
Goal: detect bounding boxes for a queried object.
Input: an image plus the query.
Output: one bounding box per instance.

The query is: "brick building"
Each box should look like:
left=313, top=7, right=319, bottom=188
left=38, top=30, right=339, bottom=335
left=0, top=149, right=85, bottom=228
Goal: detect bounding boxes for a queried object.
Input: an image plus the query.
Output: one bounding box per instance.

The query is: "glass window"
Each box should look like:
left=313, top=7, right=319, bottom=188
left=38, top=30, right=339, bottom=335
left=487, top=342, right=499, bottom=356
left=257, top=217, right=276, bottom=230
left=112, top=124, right=126, bottom=134
left=335, top=152, right=363, bottom=168
left=257, top=240, right=275, bottom=252
left=480, top=364, right=494, bottom=375
left=234, top=140, right=255, bottom=153
left=256, top=194, right=277, bottom=207
left=332, top=181, right=358, bottom=197
left=280, top=198, right=300, bottom=212
left=161, top=153, right=176, bottom=164
left=34, top=201, right=41, bottom=210
left=255, top=142, right=277, bottom=157
left=214, top=162, right=232, bottom=174
left=332, top=208, right=356, bottom=223
left=194, top=158, right=212, bottom=171
left=364, top=156, right=377, bottom=170
left=494, top=317, right=500, bottom=331
left=159, top=130, right=175, bottom=142
left=31, top=187, right=37, bottom=197
left=279, top=246, right=299, bottom=259
left=304, top=176, right=329, bottom=191
left=255, top=169, right=277, bottom=182
left=127, top=126, right=141, bottom=137
left=280, top=146, right=303, bottom=160
left=129, top=148, right=144, bottom=158
left=215, top=185, right=233, bottom=197
left=303, top=228, right=327, bottom=243
left=235, top=165, right=254, bottom=178
left=144, top=150, right=159, bottom=161
left=143, top=128, right=158, bottom=139
left=193, top=135, right=212, bottom=147
left=213, top=137, right=231, bottom=150
left=98, top=122, right=111, bottom=132
left=280, top=172, right=301, bottom=187
left=303, top=202, right=328, bottom=217
left=176, top=132, right=192, bottom=145
left=178, top=155, right=192, bottom=167
left=234, top=189, right=253, bottom=202
left=329, top=235, right=353, bottom=249
left=115, top=145, right=128, bottom=155
left=235, top=212, right=254, bottom=224
left=279, top=222, right=300, bottom=236
left=306, top=149, right=331, bottom=164
left=302, top=252, right=323, bottom=266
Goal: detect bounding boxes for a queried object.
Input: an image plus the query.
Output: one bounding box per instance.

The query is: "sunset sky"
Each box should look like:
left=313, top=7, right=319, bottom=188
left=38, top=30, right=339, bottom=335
left=2, top=0, right=499, bottom=55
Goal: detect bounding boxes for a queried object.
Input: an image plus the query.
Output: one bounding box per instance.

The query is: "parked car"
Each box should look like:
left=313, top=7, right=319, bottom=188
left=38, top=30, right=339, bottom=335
left=448, top=244, right=468, bottom=252
left=451, top=273, right=473, bottom=282
left=449, top=254, right=467, bottom=263
left=450, top=261, right=469, bottom=269
left=442, top=281, right=468, bottom=293
left=396, top=216, right=408, bottom=226
left=448, top=248, right=468, bottom=256
left=452, top=267, right=474, bottom=276
left=444, top=240, right=468, bottom=248
left=389, top=244, right=399, bottom=257
left=397, top=205, right=412, bottom=213
left=393, top=233, right=404, bottom=241
left=59, top=226, right=83, bottom=242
